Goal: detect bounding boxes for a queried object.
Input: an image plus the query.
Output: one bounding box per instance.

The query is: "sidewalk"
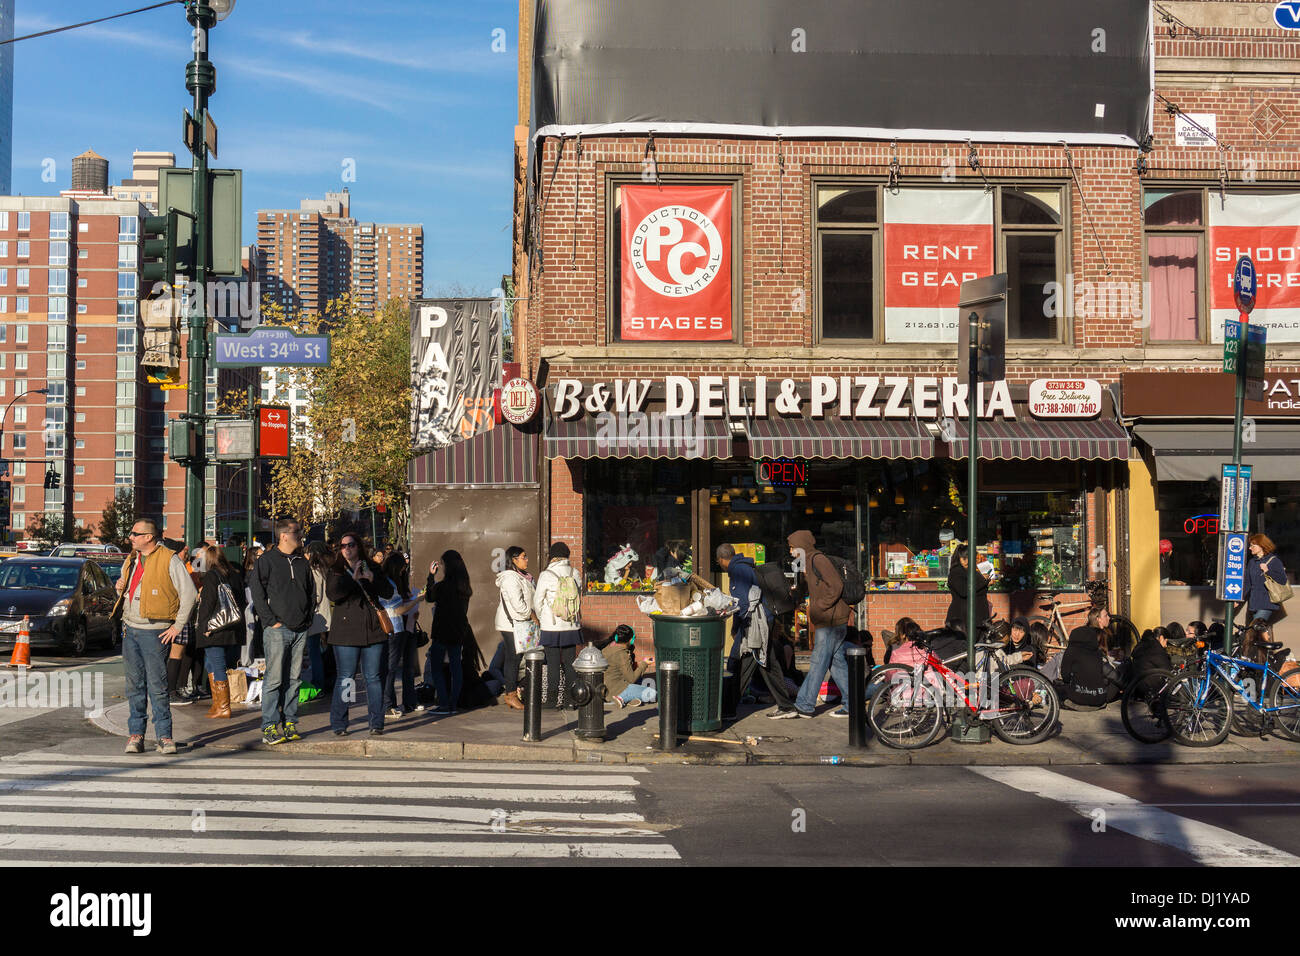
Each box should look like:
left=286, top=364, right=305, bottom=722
left=93, top=689, right=1300, bottom=767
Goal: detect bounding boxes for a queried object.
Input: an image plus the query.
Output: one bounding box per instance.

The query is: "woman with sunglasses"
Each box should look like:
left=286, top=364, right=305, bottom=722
left=325, top=533, right=394, bottom=736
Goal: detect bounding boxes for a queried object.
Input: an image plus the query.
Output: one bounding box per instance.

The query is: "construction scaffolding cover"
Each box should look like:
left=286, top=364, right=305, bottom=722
left=532, top=0, right=1153, bottom=147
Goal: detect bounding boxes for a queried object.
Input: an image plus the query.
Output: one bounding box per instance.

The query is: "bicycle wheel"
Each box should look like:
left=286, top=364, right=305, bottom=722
left=1229, top=681, right=1267, bottom=738
left=985, top=666, right=1059, bottom=745
left=1121, top=670, right=1174, bottom=744
left=1108, top=615, right=1141, bottom=659
left=867, top=665, right=945, bottom=750
left=1166, top=673, right=1233, bottom=747
left=1266, top=676, right=1300, bottom=742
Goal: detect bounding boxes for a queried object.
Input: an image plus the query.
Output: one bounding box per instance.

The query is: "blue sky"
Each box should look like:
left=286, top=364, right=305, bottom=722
left=12, top=0, right=520, bottom=294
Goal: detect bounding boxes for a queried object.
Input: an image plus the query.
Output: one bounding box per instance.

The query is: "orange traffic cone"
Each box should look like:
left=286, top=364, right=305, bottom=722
left=6, top=615, right=31, bottom=669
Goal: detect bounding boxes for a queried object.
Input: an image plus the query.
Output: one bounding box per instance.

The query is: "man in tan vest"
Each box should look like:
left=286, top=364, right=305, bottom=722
left=116, top=518, right=198, bottom=755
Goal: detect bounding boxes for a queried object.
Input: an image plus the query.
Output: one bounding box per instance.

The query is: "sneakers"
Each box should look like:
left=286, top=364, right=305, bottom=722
left=768, top=708, right=811, bottom=719
left=387, top=708, right=403, bottom=719
left=829, top=708, right=851, bottom=718
left=333, top=728, right=349, bottom=737
left=370, top=728, right=384, bottom=737
left=169, top=690, right=195, bottom=706
left=282, top=720, right=301, bottom=741
left=611, top=697, right=625, bottom=709
left=124, top=735, right=144, bottom=754
left=156, top=738, right=177, bottom=755
left=627, top=698, right=643, bottom=708
left=262, top=723, right=286, bottom=746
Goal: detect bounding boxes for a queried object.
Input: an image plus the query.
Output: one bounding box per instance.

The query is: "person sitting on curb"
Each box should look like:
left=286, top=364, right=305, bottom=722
left=598, top=626, right=656, bottom=708
left=1057, top=607, right=1123, bottom=709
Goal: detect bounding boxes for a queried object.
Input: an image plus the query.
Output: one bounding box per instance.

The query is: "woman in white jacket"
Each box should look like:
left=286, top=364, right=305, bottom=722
left=533, top=541, right=583, bottom=710
left=494, top=546, right=535, bottom=711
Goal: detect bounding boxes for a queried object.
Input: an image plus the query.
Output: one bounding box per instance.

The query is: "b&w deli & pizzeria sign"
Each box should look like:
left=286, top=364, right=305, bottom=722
left=553, top=377, right=1103, bottom=421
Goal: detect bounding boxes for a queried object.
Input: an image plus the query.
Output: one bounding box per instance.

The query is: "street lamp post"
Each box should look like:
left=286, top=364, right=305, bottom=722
left=0, top=388, right=49, bottom=544
left=181, top=0, right=235, bottom=548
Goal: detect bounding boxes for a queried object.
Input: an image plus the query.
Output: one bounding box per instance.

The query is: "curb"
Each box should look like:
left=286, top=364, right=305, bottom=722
left=92, top=702, right=1300, bottom=768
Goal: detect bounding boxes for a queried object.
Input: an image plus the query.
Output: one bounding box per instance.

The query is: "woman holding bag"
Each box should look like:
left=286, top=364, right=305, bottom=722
left=326, top=532, right=394, bottom=736
left=194, top=545, right=247, bottom=719
left=494, top=546, right=535, bottom=711
left=1244, top=534, right=1291, bottom=626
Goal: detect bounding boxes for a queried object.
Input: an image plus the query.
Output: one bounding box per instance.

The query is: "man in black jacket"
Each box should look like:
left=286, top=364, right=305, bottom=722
left=249, top=519, right=316, bottom=745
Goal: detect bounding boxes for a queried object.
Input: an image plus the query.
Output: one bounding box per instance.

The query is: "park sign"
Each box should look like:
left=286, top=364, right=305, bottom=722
left=213, top=327, right=331, bottom=368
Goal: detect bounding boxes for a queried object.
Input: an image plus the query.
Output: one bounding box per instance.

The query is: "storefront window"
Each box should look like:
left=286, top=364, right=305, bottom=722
left=1157, top=480, right=1220, bottom=586
left=1259, top=484, right=1300, bottom=585
left=583, top=460, right=692, bottom=592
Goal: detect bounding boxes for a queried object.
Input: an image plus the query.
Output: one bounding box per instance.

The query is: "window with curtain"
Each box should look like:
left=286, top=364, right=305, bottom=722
left=1144, top=190, right=1203, bottom=342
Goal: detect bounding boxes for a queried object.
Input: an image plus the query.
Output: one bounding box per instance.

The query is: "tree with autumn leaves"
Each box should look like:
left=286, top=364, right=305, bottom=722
left=220, top=296, right=412, bottom=546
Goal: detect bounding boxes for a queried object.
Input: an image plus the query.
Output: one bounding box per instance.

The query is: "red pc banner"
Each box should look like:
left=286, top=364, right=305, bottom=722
left=258, top=406, right=291, bottom=459
left=1209, top=192, right=1300, bottom=343
left=884, top=188, right=994, bottom=343
left=621, top=184, right=732, bottom=341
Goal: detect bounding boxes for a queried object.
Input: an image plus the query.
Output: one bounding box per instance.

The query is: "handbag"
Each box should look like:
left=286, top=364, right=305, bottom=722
left=1265, top=574, right=1294, bottom=605
left=413, top=623, right=430, bottom=648
left=355, top=570, right=396, bottom=636
left=205, top=580, right=243, bottom=635
left=501, top=594, right=541, bottom=654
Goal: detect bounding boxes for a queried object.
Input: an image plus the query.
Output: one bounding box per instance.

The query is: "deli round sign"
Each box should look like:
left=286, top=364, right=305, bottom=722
left=500, top=377, right=539, bottom=425
left=1028, top=379, right=1101, bottom=418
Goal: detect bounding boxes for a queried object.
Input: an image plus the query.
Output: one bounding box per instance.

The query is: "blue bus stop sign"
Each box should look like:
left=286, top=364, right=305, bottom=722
left=1233, top=256, right=1256, bottom=315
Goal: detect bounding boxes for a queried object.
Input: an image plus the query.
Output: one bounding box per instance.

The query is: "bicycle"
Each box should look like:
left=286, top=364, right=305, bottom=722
left=1118, top=636, right=1199, bottom=744
left=1150, top=637, right=1300, bottom=747
left=1034, top=579, right=1140, bottom=662
left=867, top=627, right=1060, bottom=749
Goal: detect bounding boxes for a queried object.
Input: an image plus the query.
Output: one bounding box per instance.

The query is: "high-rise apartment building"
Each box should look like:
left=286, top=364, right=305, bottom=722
left=0, top=1, right=12, bottom=197
left=255, top=188, right=423, bottom=315
left=111, top=151, right=177, bottom=214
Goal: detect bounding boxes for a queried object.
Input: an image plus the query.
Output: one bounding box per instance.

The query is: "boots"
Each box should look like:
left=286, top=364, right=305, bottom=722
left=207, top=680, right=232, bottom=719
left=502, top=689, right=525, bottom=711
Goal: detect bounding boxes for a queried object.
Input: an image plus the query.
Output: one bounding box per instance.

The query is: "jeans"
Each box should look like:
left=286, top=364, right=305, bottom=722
left=204, top=644, right=238, bottom=682
left=262, top=626, right=307, bottom=728
left=617, top=678, right=657, bottom=705
left=426, top=641, right=463, bottom=711
left=123, top=625, right=172, bottom=740
left=1249, top=608, right=1274, bottom=623
left=330, top=642, right=387, bottom=732
left=306, top=634, right=327, bottom=688
left=794, top=624, right=850, bottom=715
left=384, top=630, right=418, bottom=712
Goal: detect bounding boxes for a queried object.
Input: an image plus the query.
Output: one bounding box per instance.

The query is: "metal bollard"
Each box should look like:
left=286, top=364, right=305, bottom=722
left=846, top=646, right=868, bottom=749
left=657, top=660, right=680, bottom=751
left=522, top=648, right=545, bottom=742
left=572, top=645, right=610, bottom=741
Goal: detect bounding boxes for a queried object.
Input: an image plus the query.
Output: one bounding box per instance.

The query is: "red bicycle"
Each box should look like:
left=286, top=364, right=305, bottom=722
left=868, top=628, right=1060, bottom=748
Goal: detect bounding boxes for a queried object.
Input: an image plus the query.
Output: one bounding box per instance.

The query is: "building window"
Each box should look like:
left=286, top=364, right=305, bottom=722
left=47, top=354, right=66, bottom=378
left=0, top=213, right=7, bottom=231
left=16, top=268, right=27, bottom=287
left=48, top=326, right=66, bottom=351
left=12, top=433, right=24, bottom=451
left=116, top=328, right=136, bottom=352
left=15, top=324, right=27, bottom=344
left=49, top=212, right=69, bottom=239
left=14, top=379, right=26, bottom=396
left=16, top=212, right=29, bottom=231
left=115, top=408, right=133, bottom=430
left=77, top=304, right=87, bottom=314
left=75, top=412, right=85, bottom=423
left=1002, top=188, right=1064, bottom=341
left=75, top=466, right=84, bottom=475
left=117, top=300, right=137, bottom=323
left=14, top=353, right=26, bottom=371
left=14, top=297, right=26, bottom=314
left=16, top=241, right=28, bottom=259
left=49, top=241, right=68, bottom=266
left=77, top=278, right=87, bottom=288
left=583, top=460, right=693, bottom=593
left=119, top=217, right=138, bottom=242
left=0, top=268, right=7, bottom=285
left=814, top=185, right=880, bottom=340
left=115, top=434, right=133, bottom=458
left=12, top=406, right=24, bottom=424
left=118, top=273, right=138, bottom=298
left=1143, top=189, right=1203, bottom=343
left=117, top=382, right=135, bottom=405
left=46, top=383, right=64, bottom=405
left=10, top=486, right=22, bottom=505
left=118, top=244, right=137, bottom=269
left=48, top=269, right=68, bottom=295
left=115, top=355, right=133, bottom=377
left=74, top=492, right=84, bottom=503
left=49, top=298, right=68, bottom=322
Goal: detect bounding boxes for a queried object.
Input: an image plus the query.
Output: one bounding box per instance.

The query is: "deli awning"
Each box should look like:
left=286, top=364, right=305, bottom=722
left=543, top=407, right=732, bottom=459
left=1133, top=424, right=1300, bottom=481
left=408, top=423, right=538, bottom=488
left=949, top=418, right=1130, bottom=461
left=746, top=415, right=934, bottom=460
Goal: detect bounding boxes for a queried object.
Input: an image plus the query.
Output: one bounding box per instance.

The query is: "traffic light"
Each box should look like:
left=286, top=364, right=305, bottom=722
left=43, top=469, right=60, bottom=490
left=141, top=211, right=180, bottom=288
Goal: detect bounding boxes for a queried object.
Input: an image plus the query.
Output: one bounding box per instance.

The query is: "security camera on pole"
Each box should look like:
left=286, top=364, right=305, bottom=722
left=1218, top=256, right=1262, bottom=633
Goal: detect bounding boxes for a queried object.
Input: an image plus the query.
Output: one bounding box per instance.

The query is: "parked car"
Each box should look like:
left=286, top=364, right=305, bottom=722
left=0, top=557, right=120, bottom=655
left=50, top=544, right=123, bottom=557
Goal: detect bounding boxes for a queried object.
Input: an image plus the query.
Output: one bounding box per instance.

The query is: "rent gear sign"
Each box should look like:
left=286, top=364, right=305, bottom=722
left=621, top=184, right=733, bottom=341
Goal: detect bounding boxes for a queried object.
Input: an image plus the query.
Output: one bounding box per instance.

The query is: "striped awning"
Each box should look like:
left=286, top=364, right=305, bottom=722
left=544, top=407, right=732, bottom=459
left=746, top=415, right=934, bottom=460
left=948, top=417, right=1130, bottom=461
left=408, top=423, right=538, bottom=488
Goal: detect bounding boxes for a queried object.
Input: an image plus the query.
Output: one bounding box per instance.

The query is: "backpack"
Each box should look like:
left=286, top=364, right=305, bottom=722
left=754, top=562, right=796, bottom=615
left=813, top=553, right=865, bottom=606
left=549, top=567, right=582, bottom=622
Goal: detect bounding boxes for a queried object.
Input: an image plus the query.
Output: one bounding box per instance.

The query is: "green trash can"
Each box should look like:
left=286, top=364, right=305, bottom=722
left=650, top=614, right=725, bottom=733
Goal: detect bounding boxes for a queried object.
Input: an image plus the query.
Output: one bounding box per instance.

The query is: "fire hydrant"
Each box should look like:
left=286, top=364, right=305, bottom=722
left=572, top=645, right=610, bottom=741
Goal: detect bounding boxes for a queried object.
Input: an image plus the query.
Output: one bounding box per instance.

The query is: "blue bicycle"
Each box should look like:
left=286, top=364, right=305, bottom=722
left=1163, top=638, right=1300, bottom=747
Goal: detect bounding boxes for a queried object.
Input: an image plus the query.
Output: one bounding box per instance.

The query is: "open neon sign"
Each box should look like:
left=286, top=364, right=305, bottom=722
left=755, top=457, right=810, bottom=487
left=1184, top=514, right=1220, bottom=535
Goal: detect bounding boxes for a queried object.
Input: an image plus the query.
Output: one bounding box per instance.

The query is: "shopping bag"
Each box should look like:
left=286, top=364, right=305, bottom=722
left=513, top=620, right=541, bottom=654
left=227, top=667, right=248, bottom=704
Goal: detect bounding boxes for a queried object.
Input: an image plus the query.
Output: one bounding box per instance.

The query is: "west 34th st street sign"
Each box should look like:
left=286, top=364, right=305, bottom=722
left=213, top=327, right=331, bottom=367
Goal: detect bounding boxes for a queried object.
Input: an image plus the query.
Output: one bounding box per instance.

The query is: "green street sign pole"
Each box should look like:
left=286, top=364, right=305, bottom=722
left=247, top=381, right=258, bottom=547
left=184, top=1, right=217, bottom=549
left=1225, top=254, right=1258, bottom=642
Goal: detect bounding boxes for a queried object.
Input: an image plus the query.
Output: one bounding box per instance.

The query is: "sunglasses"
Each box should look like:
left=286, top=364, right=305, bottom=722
left=128, top=531, right=151, bottom=538
left=341, top=542, right=360, bottom=550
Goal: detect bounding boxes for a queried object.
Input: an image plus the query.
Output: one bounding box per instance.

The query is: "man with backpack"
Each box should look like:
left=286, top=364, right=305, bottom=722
left=534, top=541, right=584, bottom=709
left=775, top=529, right=860, bottom=719
left=717, top=544, right=799, bottom=717
left=249, top=519, right=316, bottom=745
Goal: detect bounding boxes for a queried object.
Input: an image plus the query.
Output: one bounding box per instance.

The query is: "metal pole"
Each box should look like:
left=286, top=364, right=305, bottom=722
left=522, top=647, right=545, bottom=741
left=966, top=312, right=979, bottom=672
left=184, top=1, right=216, bottom=549
left=657, top=660, right=680, bottom=750
left=370, top=480, right=378, bottom=548
left=246, top=381, right=256, bottom=547
left=1225, top=309, right=1247, bottom=641
left=846, top=645, right=867, bottom=748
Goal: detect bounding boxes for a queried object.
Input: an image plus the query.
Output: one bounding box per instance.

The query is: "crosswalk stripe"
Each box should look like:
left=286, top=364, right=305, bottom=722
left=0, top=778, right=638, bottom=803
left=970, top=766, right=1300, bottom=867
left=0, top=811, right=663, bottom=837
left=0, top=794, right=646, bottom=824
left=0, top=764, right=640, bottom=787
left=2, top=753, right=649, bottom=773
left=0, top=834, right=680, bottom=860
